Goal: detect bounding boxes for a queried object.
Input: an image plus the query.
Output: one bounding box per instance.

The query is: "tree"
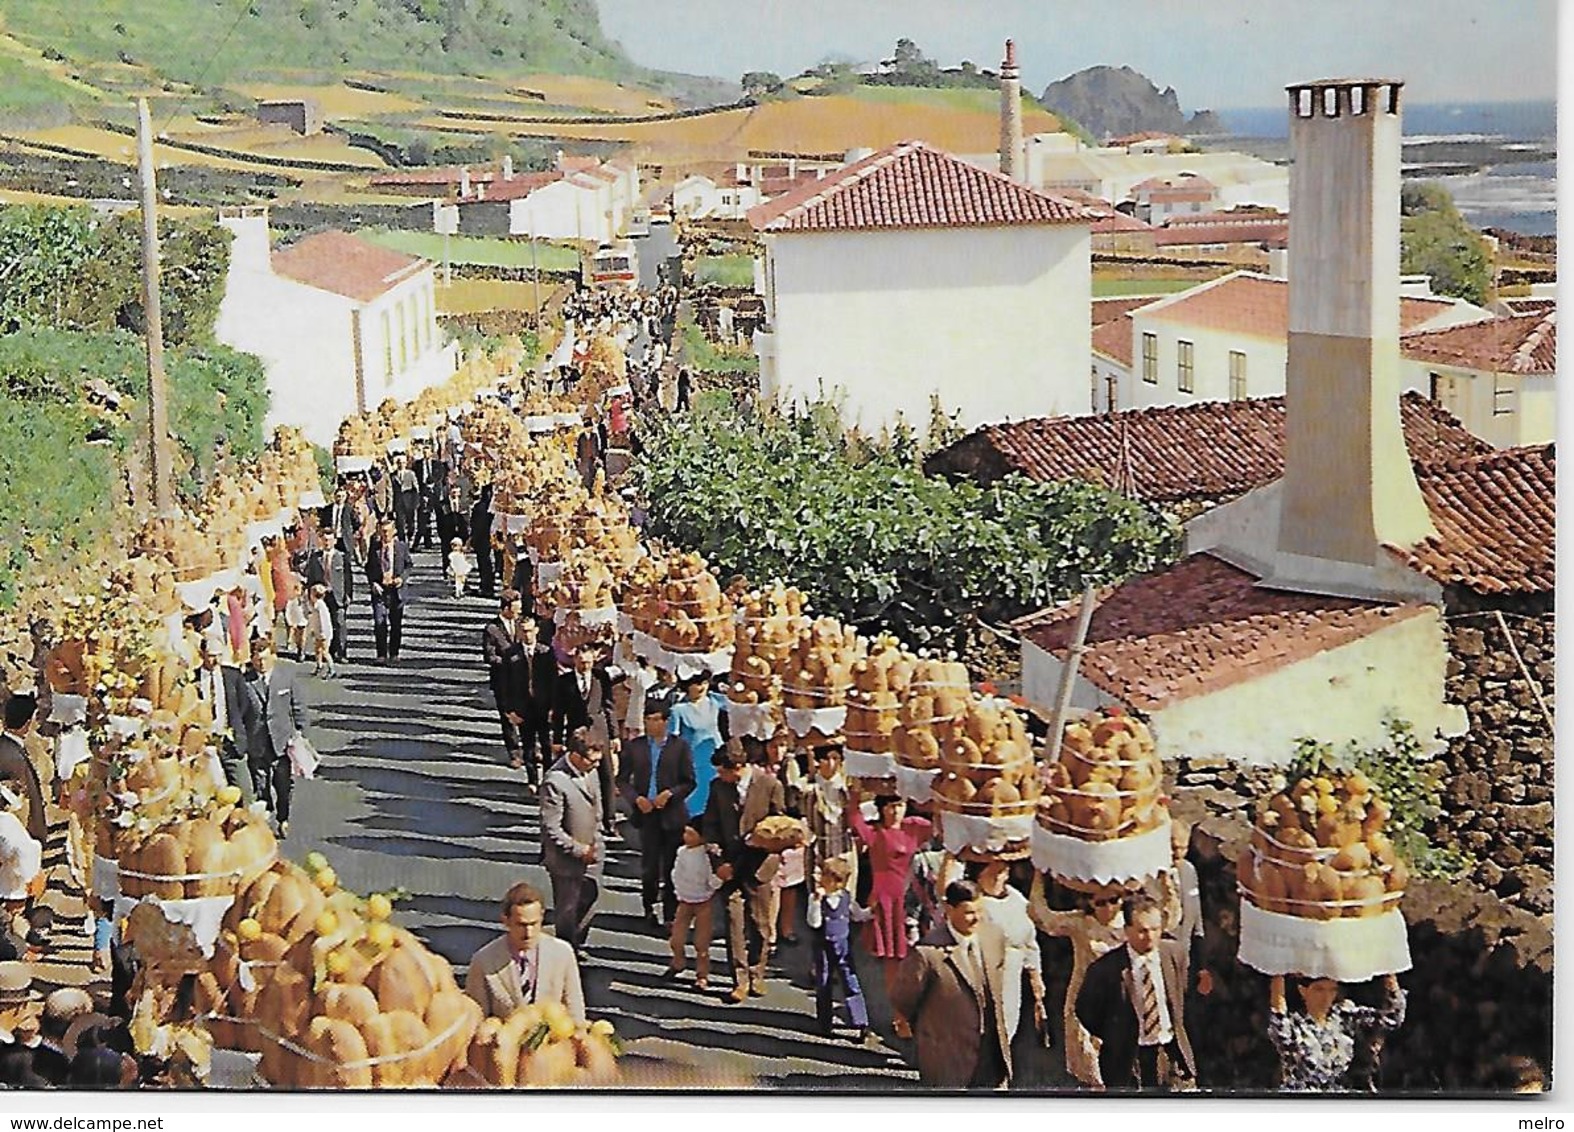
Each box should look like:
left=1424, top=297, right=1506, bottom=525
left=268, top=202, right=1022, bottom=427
left=740, top=71, right=784, bottom=99
left=1400, top=182, right=1492, bottom=305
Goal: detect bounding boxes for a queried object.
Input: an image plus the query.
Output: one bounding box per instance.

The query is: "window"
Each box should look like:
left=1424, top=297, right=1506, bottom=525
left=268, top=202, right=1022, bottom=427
left=1177, top=340, right=1195, bottom=393
left=1091, top=366, right=1101, bottom=413
left=1141, top=333, right=1158, bottom=384
left=381, top=310, right=393, bottom=383
left=1429, top=371, right=1455, bottom=409
left=1229, top=350, right=1247, bottom=400
left=397, top=303, right=408, bottom=371
left=1106, top=374, right=1119, bottom=413
left=1494, top=374, right=1517, bottom=416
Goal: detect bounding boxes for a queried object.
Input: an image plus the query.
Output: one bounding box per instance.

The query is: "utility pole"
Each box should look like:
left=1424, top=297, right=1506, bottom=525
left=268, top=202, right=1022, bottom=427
left=136, top=97, right=173, bottom=515
left=530, top=226, right=540, bottom=332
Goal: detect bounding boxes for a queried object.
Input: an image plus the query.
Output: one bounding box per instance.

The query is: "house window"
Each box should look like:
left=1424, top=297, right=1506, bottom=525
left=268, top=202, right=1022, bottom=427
left=1494, top=374, right=1517, bottom=416
left=397, top=302, right=408, bottom=370
left=1106, top=374, right=1119, bottom=413
left=1141, top=333, right=1158, bottom=384
left=1228, top=350, right=1247, bottom=400
left=1091, top=366, right=1101, bottom=413
left=1429, top=371, right=1455, bottom=410
left=1177, top=340, right=1195, bottom=393
left=381, top=310, right=393, bottom=384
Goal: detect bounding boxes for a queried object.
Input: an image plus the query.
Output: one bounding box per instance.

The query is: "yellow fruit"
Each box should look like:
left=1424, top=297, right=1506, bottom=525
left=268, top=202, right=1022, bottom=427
left=217, top=786, right=243, bottom=806
left=365, top=922, right=394, bottom=951
left=326, top=949, right=351, bottom=977
left=304, top=852, right=328, bottom=873
left=366, top=894, right=392, bottom=921
left=314, top=867, right=337, bottom=893
left=588, top=1020, right=614, bottom=1038
left=314, top=911, right=339, bottom=937
left=238, top=918, right=263, bottom=943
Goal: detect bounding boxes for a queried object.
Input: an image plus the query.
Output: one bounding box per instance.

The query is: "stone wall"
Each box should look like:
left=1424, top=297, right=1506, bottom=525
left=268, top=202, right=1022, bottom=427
left=1164, top=605, right=1556, bottom=1093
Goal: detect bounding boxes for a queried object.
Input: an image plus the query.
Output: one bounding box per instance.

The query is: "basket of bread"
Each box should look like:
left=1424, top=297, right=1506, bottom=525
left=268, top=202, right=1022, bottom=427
left=929, top=696, right=1040, bottom=860
left=724, top=584, right=808, bottom=739
left=461, top=1006, right=621, bottom=1088
left=1236, top=749, right=1412, bottom=982
left=1033, top=710, right=1172, bottom=885
left=780, top=617, right=857, bottom=752
left=889, top=657, right=971, bottom=803
left=841, top=637, right=917, bottom=785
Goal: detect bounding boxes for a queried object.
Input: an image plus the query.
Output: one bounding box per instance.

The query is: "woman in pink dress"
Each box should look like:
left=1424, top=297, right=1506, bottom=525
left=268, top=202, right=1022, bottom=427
left=845, top=790, right=931, bottom=1038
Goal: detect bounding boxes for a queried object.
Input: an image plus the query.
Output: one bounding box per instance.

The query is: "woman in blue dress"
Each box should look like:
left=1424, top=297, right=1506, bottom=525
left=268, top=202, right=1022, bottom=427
left=669, top=674, right=725, bottom=817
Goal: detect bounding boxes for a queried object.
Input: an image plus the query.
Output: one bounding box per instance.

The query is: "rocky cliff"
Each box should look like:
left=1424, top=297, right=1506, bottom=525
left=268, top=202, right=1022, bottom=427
left=1041, top=65, right=1224, bottom=141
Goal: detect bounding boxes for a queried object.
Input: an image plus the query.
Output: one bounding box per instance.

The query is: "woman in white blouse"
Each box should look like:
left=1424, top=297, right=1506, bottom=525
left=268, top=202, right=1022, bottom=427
left=972, top=860, right=1046, bottom=1047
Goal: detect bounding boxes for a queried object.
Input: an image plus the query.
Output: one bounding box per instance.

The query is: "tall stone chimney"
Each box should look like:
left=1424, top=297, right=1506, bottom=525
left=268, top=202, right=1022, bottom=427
left=1184, top=78, right=1439, bottom=602
left=1279, top=79, right=1436, bottom=565
left=999, top=39, right=1024, bottom=180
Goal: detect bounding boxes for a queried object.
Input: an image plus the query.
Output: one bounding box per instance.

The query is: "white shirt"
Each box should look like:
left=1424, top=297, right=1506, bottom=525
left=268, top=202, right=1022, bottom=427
left=0, top=811, right=42, bottom=900
left=1128, top=945, right=1175, bottom=1046
left=671, top=845, right=720, bottom=904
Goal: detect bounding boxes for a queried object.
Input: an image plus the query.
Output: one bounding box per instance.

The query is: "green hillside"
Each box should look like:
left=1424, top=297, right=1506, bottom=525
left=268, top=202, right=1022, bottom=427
left=0, top=0, right=630, bottom=90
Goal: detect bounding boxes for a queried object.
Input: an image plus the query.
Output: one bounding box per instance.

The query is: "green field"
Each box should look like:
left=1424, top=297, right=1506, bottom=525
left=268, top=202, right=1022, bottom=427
left=361, top=228, right=580, bottom=272
left=693, top=254, right=755, bottom=289
left=1092, top=278, right=1201, bottom=298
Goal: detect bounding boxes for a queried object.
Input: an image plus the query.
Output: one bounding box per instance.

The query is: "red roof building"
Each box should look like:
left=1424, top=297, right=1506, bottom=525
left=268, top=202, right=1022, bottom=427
left=1401, top=310, right=1556, bottom=375
left=1140, top=272, right=1454, bottom=340
left=271, top=231, right=427, bottom=303
left=748, top=140, right=1095, bottom=234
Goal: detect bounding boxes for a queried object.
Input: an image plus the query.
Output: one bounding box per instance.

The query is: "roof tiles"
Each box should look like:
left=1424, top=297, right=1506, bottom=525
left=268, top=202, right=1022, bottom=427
left=748, top=140, right=1095, bottom=234
left=1401, top=310, right=1556, bottom=375
left=930, top=391, right=1489, bottom=503
left=1016, top=553, right=1430, bottom=711
left=1140, top=273, right=1455, bottom=340
left=272, top=231, right=426, bottom=303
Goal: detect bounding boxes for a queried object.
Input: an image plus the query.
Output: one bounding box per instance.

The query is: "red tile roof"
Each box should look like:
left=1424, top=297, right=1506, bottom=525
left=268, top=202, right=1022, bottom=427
left=1395, top=444, right=1555, bottom=594
left=926, top=391, right=1490, bottom=504
left=272, top=231, right=426, bottom=302
left=748, top=140, right=1095, bottom=234
left=1139, top=273, right=1456, bottom=340
left=1133, top=173, right=1216, bottom=195
left=1092, top=298, right=1152, bottom=327
left=1153, top=218, right=1289, bottom=247
left=1015, top=553, right=1431, bottom=711
left=455, top=172, right=560, bottom=203
left=1092, top=316, right=1135, bottom=366
left=370, top=164, right=506, bottom=187
left=1401, top=310, right=1556, bottom=375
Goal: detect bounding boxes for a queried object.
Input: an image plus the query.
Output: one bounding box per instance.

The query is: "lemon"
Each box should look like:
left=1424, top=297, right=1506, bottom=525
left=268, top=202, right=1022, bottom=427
left=216, top=786, right=242, bottom=806
left=304, top=851, right=328, bottom=873
left=366, top=894, right=392, bottom=921
left=314, top=867, right=337, bottom=893
left=325, top=949, right=350, bottom=977
left=365, top=922, right=394, bottom=951
left=237, top=917, right=263, bottom=942
left=589, top=1020, right=614, bottom=1038
left=314, top=910, right=339, bottom=937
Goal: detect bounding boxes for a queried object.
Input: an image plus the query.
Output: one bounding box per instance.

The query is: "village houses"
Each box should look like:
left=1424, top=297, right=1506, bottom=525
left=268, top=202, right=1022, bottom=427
left=214, top=208, right=458, bottom=448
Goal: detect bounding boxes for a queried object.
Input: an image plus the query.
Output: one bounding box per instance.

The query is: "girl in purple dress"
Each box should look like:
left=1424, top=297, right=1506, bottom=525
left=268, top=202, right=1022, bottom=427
left=845, top=789, right=931, bottom=1038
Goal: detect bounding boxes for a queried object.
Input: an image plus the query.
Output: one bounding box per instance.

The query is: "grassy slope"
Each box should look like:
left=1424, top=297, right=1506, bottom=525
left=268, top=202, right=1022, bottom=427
left=0, top=0, right=630, bottom=88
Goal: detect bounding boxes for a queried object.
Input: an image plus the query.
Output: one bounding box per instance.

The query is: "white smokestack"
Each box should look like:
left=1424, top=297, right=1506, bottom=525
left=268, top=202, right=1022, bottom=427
left=999, top=39, right=1024, bottom=180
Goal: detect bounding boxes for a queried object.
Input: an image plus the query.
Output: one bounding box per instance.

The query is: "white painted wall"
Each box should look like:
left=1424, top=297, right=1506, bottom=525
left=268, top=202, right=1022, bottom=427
left=215, top=214, right=456, bottom=447
left=1401, top=361, right=1556, bottom=448
left=756, top=223, right=1091, bottom=435
left=1022, top=608, right=1467, bottom=765
left=672, top=176, right=762, bottom=220
left=510, top=180, right=610, bottom=241
left=1128, top=314, right=1280, bottom=409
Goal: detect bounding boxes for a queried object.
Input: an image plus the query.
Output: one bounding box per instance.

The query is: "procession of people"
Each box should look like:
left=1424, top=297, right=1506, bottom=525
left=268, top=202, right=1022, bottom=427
left=0, top=273, right=1458, bottom=1098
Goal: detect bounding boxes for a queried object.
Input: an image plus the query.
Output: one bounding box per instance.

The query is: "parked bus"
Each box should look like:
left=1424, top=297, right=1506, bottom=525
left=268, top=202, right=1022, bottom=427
left=583, top=240, right=638, bottom=289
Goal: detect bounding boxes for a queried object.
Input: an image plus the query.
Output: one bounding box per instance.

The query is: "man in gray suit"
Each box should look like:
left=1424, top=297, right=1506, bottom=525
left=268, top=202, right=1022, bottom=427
left=539, top=730, right=604, bottom=954
left=465, top=881, right=586, bottom=1022
left=196, top=637, right=260, bottom=806
left=891, top=879, right=1013, bottom=1089
left=243, top=637, right=308, bottom=838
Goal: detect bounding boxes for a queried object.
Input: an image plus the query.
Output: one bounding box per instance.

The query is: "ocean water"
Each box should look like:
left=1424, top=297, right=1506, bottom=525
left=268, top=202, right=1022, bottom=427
left=1213, top=100, right=1556, bottom=236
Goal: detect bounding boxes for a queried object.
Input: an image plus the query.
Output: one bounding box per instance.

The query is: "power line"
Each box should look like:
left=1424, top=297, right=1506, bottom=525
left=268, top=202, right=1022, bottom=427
left=154, top=0, right=256, bottom=135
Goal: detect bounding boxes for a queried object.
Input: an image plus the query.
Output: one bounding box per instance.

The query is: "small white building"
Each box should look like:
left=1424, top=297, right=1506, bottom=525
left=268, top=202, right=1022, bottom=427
left=1111, top=271, right=1489, bottom=412
left=1024, top=136, right=1290, bottom=213
left=748, top=140, right=1096, bottom=435
left=215, top=210, right=458, bottom=448
left=671, top=173, right=762, bottom=221
left=1400, top=310, right=1557, bottom=448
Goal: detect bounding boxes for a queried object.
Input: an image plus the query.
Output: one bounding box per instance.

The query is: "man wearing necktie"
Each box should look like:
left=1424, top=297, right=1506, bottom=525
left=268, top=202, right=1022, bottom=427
left=615, top=701, right=694, bottom=928
left=892, top=879, right=1013, bottom=1089
left=1077, top=892, right=1198, bottom=1091
left=365, top=519, right=412, bottom=662
left=464, top=882, right=585, bottom=1022
left=198, top=637, right=259, bottom=805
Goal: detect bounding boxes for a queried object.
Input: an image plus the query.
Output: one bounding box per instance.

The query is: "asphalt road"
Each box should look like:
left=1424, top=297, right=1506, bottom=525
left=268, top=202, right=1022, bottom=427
left=283, top=550, right=939, bottom=1090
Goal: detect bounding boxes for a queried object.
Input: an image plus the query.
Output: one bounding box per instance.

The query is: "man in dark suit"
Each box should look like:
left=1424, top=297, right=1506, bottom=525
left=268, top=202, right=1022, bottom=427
left=411, top=449, right=440, bottom=551
left=548, top=650, right=618, bottom=836
left=391, top=456, right=421, bottom=545
left=0, top=693, right=46, bottom=844
left=482, top=592, right=529, bottom=773
left=196, top=636, right=260, bottom=805
left=891, top=879, right=1014, bottom=1089
left=242, top=637, right=308, bottom=838
left=365, top=518, right=413, bottom=661
left=304, top=535, right=352, bottom=666
left=323, top=486, right=361, bottom=568
left=538, top=733, right=604, bottom=954
left=615, top=702, right=694, bottom=927
left=701, top=748, right=775, bottom=1003
left=1076, top=892, right=1198, bottom=1091
left=469, top=482, right=496, bottom=600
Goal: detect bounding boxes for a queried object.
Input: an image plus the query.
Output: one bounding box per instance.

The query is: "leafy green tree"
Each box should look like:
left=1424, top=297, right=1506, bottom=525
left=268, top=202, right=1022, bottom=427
left=740, top=71, right=784, bottom=99
left=1400, top=182, right=1492, bottom=305
left=635, top=398, right=1179, bottom=648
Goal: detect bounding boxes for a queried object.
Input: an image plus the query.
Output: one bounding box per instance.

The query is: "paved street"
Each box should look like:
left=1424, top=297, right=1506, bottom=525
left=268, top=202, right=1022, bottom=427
left=283, top=550, right=930, bottom=1089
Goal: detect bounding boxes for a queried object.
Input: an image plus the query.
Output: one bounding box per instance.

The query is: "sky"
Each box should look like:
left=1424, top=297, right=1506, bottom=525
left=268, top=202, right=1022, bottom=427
left=594, top=0, right=1559, bottom=109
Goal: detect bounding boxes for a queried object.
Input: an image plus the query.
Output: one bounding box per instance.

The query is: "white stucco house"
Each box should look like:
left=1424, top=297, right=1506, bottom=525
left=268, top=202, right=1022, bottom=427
left=747, top=140, right=1097, bottom=436
left=215, top=210, right=459, bottom=447
left=1400, top=309, right=1556, bottom=448
left=1023, top=136, right=1291, bottom=213
left=671, top=173, right=762, bottom=220
left=1107, top=272, right=1490, bottom=412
